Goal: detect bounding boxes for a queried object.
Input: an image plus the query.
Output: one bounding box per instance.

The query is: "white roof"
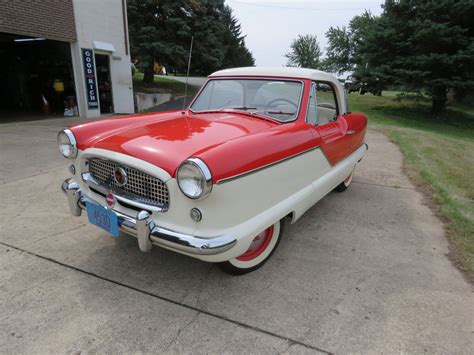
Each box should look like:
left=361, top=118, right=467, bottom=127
left=209, top=66, right=338, bottom=82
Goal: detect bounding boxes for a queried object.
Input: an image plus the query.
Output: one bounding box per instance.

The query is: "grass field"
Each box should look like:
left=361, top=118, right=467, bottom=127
left=349, top=92, right=474, bottom=278
left=133, top=73, right=199, bottom=96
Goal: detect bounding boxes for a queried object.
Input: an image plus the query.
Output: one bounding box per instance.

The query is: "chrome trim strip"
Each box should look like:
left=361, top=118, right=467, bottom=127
left=81, top=172, right=166, bottom=213
left=216, top=146, right=317, bottom=185
left=58, top=129, right=78, bottom=159
left=62, top=179, right=237, bottom=256
left=63, top=128, right=77, bottom=146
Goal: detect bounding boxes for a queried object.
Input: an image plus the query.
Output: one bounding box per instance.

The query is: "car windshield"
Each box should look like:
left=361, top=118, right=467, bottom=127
left=190, top=79, right=303, bottom=122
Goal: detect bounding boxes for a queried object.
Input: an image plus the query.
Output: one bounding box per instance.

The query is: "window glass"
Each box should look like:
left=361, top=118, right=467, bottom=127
left=306, top=83, right=318, bottom=125
left=315, top=82, right=338, bottom=125
left=191, top=79, right=303, bottom=122
left=191, top=80, right=243, bottom=111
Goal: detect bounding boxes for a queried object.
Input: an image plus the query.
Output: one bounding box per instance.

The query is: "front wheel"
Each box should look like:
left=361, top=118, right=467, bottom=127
left=218, top=220, right=284, bottom=275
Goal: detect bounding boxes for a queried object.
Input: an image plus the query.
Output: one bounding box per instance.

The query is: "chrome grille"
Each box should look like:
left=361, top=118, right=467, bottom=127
left=88, top=158, right=169, bottom=207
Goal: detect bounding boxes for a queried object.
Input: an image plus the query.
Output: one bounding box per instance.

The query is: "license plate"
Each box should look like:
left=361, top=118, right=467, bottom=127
left=85, top=202, right=119, bottom=237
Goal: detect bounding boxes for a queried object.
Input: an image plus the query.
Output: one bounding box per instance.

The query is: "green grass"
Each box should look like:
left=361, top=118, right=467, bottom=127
left=349, top=92, right=474, bottom=277
left=132, top=73, right=199, bottom=96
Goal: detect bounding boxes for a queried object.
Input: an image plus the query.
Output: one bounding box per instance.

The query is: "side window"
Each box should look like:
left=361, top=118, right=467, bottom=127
left=306, top=82, right=318, bottom=125
left=315, top=82, right=338, bottom=125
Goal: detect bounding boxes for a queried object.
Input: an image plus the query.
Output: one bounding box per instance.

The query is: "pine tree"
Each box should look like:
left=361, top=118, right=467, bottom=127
left=127, top=0, right=196, bottom=83
left=362, top=0, right=474, bottom=113
left=127, top=0, right=255, bottom=79
left=220, top=5, right=255, bottom=69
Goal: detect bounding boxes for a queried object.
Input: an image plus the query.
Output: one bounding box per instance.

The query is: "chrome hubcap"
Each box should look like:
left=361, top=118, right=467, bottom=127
left=247, top=231, right=266, bottom=252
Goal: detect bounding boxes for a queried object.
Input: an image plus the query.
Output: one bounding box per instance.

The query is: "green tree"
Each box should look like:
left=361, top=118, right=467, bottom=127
left=220, top=6, right=255, bottom=69
left=362, top=0, right=474, bottom=113
left=127, top=0, right=196, bottom=83
left=127, top=0, right=255, bottom=81
left=285, top=34, right=321, bottom=69
left=187, top=1, right=226, bottom=76
left=323, top=11, right=376, bottom=75
left=322, top=11, right=384, bottom=95
left=188, top=2, right=254, bottom=75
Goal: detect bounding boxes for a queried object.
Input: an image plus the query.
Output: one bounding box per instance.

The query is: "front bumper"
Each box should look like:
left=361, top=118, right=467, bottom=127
left=61, top=179, right=237, bottom=256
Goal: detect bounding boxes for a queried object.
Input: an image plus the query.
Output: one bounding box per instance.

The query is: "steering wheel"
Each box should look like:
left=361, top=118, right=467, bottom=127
left=264, top=98, right=298, bottom=110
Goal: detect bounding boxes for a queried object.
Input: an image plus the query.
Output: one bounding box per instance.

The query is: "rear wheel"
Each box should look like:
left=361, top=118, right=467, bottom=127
left=335, top=168, right=354, bottom=192
left=218, top=220, right=283, bottom=275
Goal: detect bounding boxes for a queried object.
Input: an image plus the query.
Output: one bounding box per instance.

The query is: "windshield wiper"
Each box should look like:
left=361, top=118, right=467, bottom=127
left=265, top=110, right=295, bottom=115
left=227, top=106, right=257, bottom=111
left=249, top=109, right=295, bottom=116
left=192, top=107, right=256, bottom=114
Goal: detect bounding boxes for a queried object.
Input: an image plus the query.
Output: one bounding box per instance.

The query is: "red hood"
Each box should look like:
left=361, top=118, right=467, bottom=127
left=70, top=111, right=277, bottom=176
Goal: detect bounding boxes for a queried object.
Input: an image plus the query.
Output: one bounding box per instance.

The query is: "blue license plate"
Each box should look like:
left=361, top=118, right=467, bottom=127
left=86, top=202, right=119, bottom=237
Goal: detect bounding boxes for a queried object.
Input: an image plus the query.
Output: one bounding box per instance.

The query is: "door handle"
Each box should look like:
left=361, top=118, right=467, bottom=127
left=347, top=130, right=355, bottom=135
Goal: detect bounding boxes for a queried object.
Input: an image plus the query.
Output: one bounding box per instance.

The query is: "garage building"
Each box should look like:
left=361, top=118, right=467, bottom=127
left=0, top=0, right=134, bottom=121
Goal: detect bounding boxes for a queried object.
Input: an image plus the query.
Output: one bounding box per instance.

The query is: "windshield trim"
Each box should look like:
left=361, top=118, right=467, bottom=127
left=188, top=77, right=305, bottom=123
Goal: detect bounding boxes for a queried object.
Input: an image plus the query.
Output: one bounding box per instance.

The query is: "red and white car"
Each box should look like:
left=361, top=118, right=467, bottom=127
left=59, top=67, right=367, bottom=275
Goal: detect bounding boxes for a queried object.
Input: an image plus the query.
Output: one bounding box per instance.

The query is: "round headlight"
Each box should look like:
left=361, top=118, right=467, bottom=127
left=57, top=129, right=77, bottom=159
left=177, top=158, right=213, bottom=200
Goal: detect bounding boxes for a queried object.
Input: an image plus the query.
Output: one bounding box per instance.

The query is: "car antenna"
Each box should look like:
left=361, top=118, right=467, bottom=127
left=182, top=36, right=194, bottom=111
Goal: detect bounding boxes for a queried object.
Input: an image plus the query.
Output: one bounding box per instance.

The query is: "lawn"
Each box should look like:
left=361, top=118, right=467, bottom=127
left=132, top=73, right=199, bottom=96
left=349, top=92, right=474, bottom=278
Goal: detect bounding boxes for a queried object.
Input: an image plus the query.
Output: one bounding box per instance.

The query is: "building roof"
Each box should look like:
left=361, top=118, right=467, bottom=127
left=209, top=66, right=338, bottom=82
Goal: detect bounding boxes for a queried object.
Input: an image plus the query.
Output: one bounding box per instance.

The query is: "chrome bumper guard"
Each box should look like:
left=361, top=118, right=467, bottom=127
left=61, top=179, right=236, bottom=255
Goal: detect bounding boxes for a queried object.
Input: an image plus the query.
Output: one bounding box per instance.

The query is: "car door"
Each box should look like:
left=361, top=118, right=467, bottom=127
left=308, top=82, right=351, bottom=165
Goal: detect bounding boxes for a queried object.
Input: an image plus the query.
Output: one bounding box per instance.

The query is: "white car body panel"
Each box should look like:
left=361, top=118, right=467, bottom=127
left=72, top=143, right=366, bottom=262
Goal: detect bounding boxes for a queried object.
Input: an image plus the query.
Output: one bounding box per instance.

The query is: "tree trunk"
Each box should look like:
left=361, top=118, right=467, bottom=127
left=431, top=85, right=447, bottom=114
left=143, top=61, right=155, bottom=84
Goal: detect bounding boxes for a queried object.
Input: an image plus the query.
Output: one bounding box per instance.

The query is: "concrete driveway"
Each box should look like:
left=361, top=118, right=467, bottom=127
left=0, top=117, right=472, bottom=353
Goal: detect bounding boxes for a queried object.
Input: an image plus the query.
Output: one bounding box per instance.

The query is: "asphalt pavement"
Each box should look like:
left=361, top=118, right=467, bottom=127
left=0, top=116, right=472, bottom=353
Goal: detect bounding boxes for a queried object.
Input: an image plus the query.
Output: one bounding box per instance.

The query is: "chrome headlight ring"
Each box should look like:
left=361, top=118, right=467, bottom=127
left=177, top=157, right=213, bottom=200
left=57, top=129, right=78, bottom=159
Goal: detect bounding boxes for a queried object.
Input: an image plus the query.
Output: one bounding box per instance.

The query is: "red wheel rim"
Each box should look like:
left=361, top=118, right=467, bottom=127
left=236, top=226, right=274, bottom=262
left=344, top=173, right=353, bottom=184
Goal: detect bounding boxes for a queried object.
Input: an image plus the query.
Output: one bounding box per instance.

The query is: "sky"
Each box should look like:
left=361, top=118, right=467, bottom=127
left=226, top=0, right=384, bottom=68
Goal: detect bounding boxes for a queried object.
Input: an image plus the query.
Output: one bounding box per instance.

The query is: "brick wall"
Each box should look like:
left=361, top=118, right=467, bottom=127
left=0, top=0, right=77, bottom=42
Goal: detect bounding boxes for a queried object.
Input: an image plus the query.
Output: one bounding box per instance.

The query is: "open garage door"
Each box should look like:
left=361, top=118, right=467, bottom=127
left=0, top=33, right=77, bottom=122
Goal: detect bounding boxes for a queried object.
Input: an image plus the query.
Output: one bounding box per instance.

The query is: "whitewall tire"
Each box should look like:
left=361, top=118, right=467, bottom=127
left=218, top=220, right=284, bottom=275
